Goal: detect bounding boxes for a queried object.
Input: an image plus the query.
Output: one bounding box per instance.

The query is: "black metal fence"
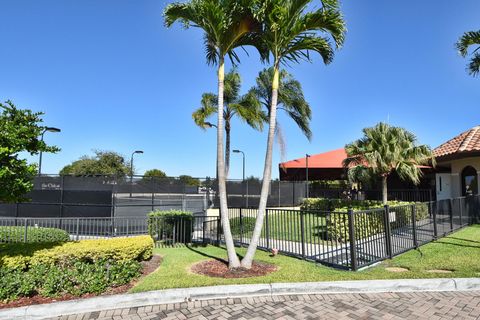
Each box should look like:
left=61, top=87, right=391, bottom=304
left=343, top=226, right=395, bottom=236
left=223, top=195, right=479, bottom=270
left=0, top=215, right=218, bottom=246
left=1, top=195, right=478, bottom=270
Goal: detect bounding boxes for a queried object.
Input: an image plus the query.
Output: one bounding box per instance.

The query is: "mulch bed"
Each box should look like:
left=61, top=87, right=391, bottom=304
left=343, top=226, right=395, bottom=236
left=191, top=259, right=277, bottom=278
left=0, top=255, right=162, bottom=310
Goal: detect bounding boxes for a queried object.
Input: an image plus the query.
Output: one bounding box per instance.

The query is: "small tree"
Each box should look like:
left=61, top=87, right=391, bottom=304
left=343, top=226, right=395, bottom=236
left=343, top=122, right=435, bottom=204
left=0, top=100, right=60, bottom=202
left=59, top=150, right=131, bottom=177
left=144, top=169, right=167, bottom=179
left=456, top=30, right=480, bottom=76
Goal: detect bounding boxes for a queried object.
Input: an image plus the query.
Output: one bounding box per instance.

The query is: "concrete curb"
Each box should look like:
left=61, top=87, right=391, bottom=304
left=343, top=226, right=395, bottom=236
left=2, top=278, right=480, bottom=320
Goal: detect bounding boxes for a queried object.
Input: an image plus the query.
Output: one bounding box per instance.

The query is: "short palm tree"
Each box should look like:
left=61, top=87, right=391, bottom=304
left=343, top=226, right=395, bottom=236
left=343, top=122, right=435, bottom=205
left=192, top=69, right=265, bottom=176
left=241, top=0, right=346, bottom=268
left=456, top=30, right=480, bottom=76
left=249, top=67, right=312, bottom=140
left=165, top=0, right=265, bottom=268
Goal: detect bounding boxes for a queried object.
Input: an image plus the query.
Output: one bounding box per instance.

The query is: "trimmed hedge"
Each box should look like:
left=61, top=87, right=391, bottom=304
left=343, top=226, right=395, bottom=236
left=0, top=235, right=154, bottom=270
left=0, top=226, right=70, bottom=243
left=229, top=216, right=256, bottom=236
left=301, top=198, right=430, bottom=242
left=0, top=260, right=142, bottom=301
left=148, top=210, right=193, bottom=244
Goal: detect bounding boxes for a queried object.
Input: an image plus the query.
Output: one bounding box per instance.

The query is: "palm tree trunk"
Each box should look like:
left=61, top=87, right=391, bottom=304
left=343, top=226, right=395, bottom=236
left=225, top=121, right=231, bottom=177
left=216, top=59, right=241, bottom=268
left=241, top=66, right=280, bottom=269
left=382, top=175, right=388, bottom=205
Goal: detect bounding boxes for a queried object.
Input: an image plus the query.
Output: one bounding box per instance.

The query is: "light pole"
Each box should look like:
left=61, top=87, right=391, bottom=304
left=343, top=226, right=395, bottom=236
left=38, top=127, right=61, bottom=175
left=130, top=150, right=144, bottom=198
left=233, top=149, right=247, bottom=207
left=306, top=154, right=311, bottom=199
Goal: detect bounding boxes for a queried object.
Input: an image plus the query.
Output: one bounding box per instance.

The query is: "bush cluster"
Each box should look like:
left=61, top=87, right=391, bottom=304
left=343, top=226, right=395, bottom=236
left=0, top=226, right=70, bottom=243
left=229, top=216, right=256, bottom=236
left=0, top=235, right=153, bottom=270
left=302, top=198, right=430, bottom=242
left=148, top=210, right=193, bottom=244
left=0, top=260, right=141, bottom=301
left=0, top=235, right=153, bottom=302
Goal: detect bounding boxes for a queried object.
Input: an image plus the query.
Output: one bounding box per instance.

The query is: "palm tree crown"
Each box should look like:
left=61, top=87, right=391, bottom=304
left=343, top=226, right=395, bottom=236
left=343, top=122, right=435, bottom=204
left=192, top=69, right=264, bottom=175
left=250, top=67, right=312, bottom=140
left=456, top=30, right=480, bottom=77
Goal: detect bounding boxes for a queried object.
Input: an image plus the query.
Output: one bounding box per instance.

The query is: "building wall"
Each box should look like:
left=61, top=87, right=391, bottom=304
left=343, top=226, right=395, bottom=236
left=441, top=157, right=480, bottom=197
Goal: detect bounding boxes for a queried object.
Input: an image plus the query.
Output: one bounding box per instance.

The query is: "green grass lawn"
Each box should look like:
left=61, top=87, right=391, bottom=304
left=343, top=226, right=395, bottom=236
left=131, top=224, right=480, bottom=293
left=230, top=211, right=328, bottom=243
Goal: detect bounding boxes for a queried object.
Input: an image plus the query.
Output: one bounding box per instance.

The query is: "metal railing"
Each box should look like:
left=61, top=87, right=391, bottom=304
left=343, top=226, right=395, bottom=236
left=222, top=195, right=479, bottom=270
left=1, top=195, right=478, bottom=270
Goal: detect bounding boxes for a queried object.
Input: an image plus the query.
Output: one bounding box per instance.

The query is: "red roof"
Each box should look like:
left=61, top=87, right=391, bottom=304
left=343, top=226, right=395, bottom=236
left=434, top=125, right=480, bottom=159
left=280, top=149, right=347, bottom=169
left=280, top=148, right=431, bottom=170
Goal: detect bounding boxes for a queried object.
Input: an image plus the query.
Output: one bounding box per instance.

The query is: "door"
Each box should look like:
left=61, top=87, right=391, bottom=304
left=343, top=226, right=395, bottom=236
left=436, top=173, right=452, bottom=200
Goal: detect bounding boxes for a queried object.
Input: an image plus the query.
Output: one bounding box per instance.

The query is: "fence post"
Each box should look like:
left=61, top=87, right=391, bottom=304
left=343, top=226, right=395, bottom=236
left=265, top=209, right=270, bottom=249
left=23, top=218, right=28, bottom=243
left=300, top=211, right=306, bottom=259
left=76, top=218, right=80, bottom=241
left=383, top=205, right=393, bottom=259
left=203, top=220, right=206, bottom=245
left=239, top=208, right=244, bottom=246
left=411, top=205, right=418, bottom=248
left=126, top=219, right=130, bottom=236
left=347, top=209, right=357, bottom=271
left=216, top=217, right=221, bottom=246
left=449, top=199, right=454, bottom=232
left=459, top=198, right=463, bottom=226
left=432, top=201, right=438, bottom=239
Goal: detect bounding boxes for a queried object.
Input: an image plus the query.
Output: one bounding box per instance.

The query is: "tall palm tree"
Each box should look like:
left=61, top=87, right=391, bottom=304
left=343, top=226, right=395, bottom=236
left=343, top=122, right=435, bottom=205
left=192, top=69, right=265, bottom=176
left=456, top=30, right=480, bottom=76
left=165, top=0, right=265, bottom=268
left=241, top=0, right=346, bottom=268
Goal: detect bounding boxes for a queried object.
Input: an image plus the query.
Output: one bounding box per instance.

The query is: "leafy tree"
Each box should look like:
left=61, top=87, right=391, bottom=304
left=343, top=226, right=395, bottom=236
left=144, top=169, right=167, bottom=179
left=343, top=122, right=435, bottom=205
left=456, top=30, right=480, bottom=76
left=165, top=0, right=266, bottom=268
left=179, top=175, right=201, bottom=187
left=0, top=100, right=60, bottom=202
left=59, top=151, right=131, bottom=177
left=193, top=69, right=265, bottom=175
left=241, top=0, right=346, bottom=268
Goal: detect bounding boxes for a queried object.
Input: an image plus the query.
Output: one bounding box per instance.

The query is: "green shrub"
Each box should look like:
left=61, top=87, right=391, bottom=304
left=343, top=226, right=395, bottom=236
left=303, top=198, right=431, bottom=242
left=148, top=210, right=193, bottom=244
left=0, top=226, right=69, bottom=243
left=0, top=260, right=142, bottom=301
left=0, top=235, right=153, bottom=270
left=229, top=217, right=256, bottom=236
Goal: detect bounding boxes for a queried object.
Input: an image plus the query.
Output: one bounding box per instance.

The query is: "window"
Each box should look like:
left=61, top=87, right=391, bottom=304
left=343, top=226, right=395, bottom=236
left=461, top=166, right=478, bottom=196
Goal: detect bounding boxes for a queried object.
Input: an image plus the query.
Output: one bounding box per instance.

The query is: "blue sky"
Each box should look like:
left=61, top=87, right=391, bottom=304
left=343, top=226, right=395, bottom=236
left=0, top=0, right=479, bottom=179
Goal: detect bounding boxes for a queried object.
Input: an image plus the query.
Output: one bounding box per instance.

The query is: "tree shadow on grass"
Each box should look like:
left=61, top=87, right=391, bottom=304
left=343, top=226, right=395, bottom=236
left=186, top=245, right=245, bottom=264
left=446, top=236, right=480, bottom=245
left=431, top=240, right=480, bottom=250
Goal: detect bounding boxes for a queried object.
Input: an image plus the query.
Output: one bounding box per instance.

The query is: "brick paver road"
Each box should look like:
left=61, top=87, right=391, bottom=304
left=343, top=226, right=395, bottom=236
left=49, top=291, right=480, bottom=320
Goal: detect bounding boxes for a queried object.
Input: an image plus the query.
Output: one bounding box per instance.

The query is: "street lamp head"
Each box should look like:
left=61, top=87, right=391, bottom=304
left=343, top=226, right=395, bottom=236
left=45, top=127, right=61, bottom=133
left=133, top=150, right=144, bottom=154
left=233, top=150, right=241, bottom=153
left=306, top=154, right=311, bottom=157
left=203, top=122, right=217, bottom=128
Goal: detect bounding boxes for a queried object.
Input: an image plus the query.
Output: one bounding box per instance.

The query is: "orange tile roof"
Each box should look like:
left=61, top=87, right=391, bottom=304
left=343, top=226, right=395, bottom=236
left=280, top=149, right=347, bottom=169
left=434, top=125, right=480, bottom=159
